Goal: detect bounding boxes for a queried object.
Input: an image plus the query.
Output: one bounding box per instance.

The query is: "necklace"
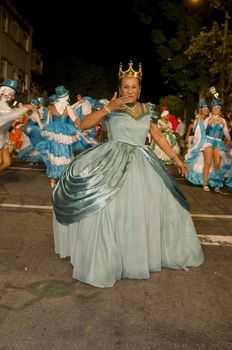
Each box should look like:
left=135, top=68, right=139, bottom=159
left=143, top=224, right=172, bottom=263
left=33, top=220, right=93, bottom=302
left=122, top=102, right=146, bottom=120
left=210, top=112, right=220, bottom=119
left=123, top=102, right=137, bottom=111
left=210, top=115, right=221, bottom=122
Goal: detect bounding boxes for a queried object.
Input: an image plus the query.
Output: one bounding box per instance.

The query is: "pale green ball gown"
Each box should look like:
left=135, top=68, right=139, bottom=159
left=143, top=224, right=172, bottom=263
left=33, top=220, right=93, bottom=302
left=53, top=102, right=204, bottom=288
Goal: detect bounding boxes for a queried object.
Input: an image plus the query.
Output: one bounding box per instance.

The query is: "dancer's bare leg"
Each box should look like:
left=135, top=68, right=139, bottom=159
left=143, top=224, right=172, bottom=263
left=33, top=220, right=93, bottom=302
left=0, top=148, right=11, bottom=172
left=202, top=146, right=213, bottom=191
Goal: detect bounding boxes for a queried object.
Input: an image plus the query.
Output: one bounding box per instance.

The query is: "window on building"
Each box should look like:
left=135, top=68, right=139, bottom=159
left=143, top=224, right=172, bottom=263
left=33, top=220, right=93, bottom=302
left=24, top=74, right=29, bottom=92
left=8, top=17, right=21, bottom=42
left=19, top=30, right=30, bottom=52
left=24, top=33, right=30, bottom=52
left=2, top=10, right=9, bottom=33
left=17, top=72, right=25, bottom=93
left=18, top=28, right=24, bottom=47
left=9, top=16, right=15, bottom=38
left=7, top=62, right=14, bottom=78
left=1, top=59, right=8, bottom=79
left=13, top=22, right=19, bottom=42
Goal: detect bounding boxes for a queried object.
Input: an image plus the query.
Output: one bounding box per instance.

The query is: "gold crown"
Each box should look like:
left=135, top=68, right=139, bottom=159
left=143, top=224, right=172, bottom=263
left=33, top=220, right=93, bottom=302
left=118, top=60, right=142, bottom=80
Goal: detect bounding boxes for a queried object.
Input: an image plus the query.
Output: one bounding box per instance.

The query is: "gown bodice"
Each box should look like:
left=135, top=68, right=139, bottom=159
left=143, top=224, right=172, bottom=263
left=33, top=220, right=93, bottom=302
left=51, top=115, right=69, bottom=123
left=106, top=110, right=150, bottom=146
left=206, top=123, right=224, bottom=139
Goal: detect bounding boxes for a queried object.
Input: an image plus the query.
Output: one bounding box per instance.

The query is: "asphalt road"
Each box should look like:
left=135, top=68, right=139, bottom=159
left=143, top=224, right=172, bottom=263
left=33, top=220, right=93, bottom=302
left=0, top=158, right=231, bottom=350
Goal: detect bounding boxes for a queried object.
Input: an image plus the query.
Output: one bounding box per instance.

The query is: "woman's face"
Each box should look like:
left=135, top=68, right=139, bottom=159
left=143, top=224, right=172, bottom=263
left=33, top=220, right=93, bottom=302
left=212, top=106, right=221, bottom=115
left=201, top=107, right=209, bottom=116
left=0, top=91, right=15, bottom=102
left=162, top=114, right=169, bottom=121
left=119, top=77, right=141, bottom=103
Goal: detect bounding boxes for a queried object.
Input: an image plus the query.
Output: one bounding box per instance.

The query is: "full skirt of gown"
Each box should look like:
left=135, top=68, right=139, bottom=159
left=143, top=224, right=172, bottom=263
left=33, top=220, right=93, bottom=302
left=53, top=141, right=204, bottom=288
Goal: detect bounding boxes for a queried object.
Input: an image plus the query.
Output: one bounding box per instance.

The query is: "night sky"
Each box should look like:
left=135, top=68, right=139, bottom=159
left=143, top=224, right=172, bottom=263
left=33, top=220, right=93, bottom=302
left=11, top=0, right=162, bottom=102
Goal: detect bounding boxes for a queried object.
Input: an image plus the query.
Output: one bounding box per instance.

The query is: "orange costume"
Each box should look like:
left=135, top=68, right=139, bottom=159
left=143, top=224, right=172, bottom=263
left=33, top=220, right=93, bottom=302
left=8, top=114, right=29, bottom=152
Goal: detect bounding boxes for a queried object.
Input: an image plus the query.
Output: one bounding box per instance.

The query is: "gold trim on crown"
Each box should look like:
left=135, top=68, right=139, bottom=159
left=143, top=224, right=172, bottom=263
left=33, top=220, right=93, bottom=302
left=118, top=60, right=142, bottom=80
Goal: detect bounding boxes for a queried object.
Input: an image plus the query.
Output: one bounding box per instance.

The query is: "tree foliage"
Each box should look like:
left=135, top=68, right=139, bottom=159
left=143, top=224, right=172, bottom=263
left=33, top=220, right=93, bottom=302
left=133, top=0, right=232, bottom=110
left=38, top=57, right=114, bottom=103
left=158, top=95, right=184, bottom=117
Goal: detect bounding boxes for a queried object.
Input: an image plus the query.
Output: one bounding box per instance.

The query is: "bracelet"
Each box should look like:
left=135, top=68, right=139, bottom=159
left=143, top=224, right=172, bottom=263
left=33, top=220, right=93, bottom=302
left=103, top=104, right=111, bottom=114
left=171, top=154, right=178, bottom=161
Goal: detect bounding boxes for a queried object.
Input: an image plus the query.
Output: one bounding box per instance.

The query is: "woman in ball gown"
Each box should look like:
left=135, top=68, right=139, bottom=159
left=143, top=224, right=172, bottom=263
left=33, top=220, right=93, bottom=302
left=52, top=61, right=204, bottom=288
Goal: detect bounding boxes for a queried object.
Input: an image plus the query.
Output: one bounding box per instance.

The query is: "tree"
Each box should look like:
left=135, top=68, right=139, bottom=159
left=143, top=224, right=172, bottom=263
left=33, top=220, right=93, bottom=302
left=186, top=0, right=232, bottom=110
left=158, top=95, right=184, bottom=117
left=133, top=0, right=232, bottom=111
left=133, top=0, right=211, bottom=107
left=38, top=57, right=114, bottom=103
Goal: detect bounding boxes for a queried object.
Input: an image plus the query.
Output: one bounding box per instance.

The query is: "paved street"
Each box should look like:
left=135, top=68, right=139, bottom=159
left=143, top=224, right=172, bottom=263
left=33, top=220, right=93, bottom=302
left=0, top=158, right=231, bottom=350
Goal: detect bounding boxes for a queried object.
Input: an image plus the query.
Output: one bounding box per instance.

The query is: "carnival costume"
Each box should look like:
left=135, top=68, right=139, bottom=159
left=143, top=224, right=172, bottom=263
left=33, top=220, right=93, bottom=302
left=185, top=106, right=232, bottom=189
left=52, top=63, right=204, bottom=288
left=8, top=114, right=29, bottom=153
left=37, top=97, right=49, bottom=125
left=0, top=80, right=29, bottom=149
left=18, top=99, right=47, bottom=165
left=151, top=112, right=180, bottom=164
left=41, top=86, right=97, bottom=180
left=71, top=96, right=98, bottom=152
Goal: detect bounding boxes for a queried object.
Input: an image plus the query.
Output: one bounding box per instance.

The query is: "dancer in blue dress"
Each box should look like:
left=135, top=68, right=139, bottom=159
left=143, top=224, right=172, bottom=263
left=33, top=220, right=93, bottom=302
left=18, top=98, right=47, bottom=165
left=71, top=94, right=98, bottom=153
left=185, top=99, right=231, bottom=192
left=52, top=61, right=204, bottom=288
left=41, top=86, right=83, bottom=188
left=37, top=97, right=49, bottom=125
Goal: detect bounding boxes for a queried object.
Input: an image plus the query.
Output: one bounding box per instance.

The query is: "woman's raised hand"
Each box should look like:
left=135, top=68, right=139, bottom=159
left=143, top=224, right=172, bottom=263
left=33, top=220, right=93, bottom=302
left=107, top=92, right=131, bottom=112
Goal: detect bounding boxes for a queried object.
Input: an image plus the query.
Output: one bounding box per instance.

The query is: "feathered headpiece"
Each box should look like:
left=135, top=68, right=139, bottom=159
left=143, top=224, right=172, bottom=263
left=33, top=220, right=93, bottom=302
left=118, top=60, right=142, bottom=81
left=209, top=86, right=220, bottom=100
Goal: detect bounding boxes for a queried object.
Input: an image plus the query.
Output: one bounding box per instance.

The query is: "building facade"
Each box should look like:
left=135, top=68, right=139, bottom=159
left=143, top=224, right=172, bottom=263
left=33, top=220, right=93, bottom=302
left=0, top=0, right=33, bottom=101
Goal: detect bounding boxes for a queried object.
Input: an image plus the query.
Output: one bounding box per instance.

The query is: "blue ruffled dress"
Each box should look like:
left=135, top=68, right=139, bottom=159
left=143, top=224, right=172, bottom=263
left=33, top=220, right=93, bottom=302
left=42, top=108, right=98, bottom=179
left=72, top=96, right=98, bottom=152
left=185, top=118, right=232, bottom=188
left=41, top=115, right=78, bottom=179
left=18, top=119, right=46, bottom=165
left=53, top=103, right=204, bottom=288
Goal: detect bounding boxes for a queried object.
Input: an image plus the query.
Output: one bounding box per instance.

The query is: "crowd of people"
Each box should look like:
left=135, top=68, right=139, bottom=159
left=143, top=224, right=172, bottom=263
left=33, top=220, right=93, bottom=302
left=1, top=62, right=232, bottom=288
left=0, top=81, right=99, bottom=187
left=149, top=98, right=232, bottom=193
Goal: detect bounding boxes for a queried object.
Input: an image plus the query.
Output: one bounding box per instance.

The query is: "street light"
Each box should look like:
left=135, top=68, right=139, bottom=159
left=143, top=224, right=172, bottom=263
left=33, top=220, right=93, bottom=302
left=187, top=0, right=202, bottom=7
